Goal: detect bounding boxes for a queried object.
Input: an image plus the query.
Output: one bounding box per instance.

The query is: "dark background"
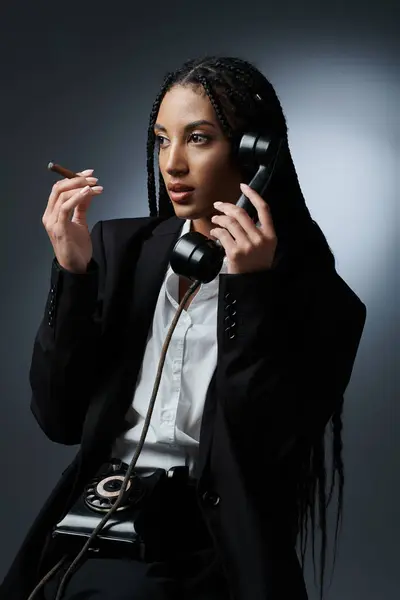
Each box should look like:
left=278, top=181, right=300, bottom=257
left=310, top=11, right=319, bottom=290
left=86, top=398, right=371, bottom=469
left=0, top=1, right=398, bottom=598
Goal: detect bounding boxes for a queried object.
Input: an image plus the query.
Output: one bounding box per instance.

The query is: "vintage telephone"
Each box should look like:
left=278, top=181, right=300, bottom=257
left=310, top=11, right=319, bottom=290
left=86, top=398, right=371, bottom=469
left=36, top=132, right=284, bottom=600
left=170, top=131, right=284, bottom=283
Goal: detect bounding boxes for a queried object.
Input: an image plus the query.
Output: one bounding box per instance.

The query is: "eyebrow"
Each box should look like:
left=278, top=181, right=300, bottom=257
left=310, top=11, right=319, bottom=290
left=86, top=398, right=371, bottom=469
left=154, top=120, right=217, bottom=133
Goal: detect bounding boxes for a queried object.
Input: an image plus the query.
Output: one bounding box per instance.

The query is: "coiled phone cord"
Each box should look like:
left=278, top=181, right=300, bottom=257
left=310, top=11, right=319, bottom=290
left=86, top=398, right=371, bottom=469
left=27, top=277, right=201, bottom=600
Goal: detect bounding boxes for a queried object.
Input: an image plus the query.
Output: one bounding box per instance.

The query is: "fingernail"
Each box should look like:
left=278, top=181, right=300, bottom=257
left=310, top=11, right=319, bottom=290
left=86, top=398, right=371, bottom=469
left=91, top=186, right=103, bottom=192
left=214, top=201, right=222, bottom=206
left=81, top=185, right=90, bottom=194
left=86, top=177, right=99, bottom=184
left=240, top=183, right=248, bottom=190
left=81, top=169, right=94, bottom=175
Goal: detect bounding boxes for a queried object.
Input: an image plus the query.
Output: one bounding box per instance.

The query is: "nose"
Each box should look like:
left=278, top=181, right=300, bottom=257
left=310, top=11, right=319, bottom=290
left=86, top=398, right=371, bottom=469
left=165, top=142, right=189, bottom=177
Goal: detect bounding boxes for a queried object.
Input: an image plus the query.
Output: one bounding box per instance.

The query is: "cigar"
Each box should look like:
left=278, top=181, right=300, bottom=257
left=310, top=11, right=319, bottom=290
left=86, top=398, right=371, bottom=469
left=47, top=161, right=79, bottom=179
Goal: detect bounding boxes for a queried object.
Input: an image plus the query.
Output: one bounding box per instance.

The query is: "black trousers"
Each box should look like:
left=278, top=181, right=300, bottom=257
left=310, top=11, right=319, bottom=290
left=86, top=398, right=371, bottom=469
left=42, top=467, right=231, bottom=600
left=43, top=550, right=230, bottom=600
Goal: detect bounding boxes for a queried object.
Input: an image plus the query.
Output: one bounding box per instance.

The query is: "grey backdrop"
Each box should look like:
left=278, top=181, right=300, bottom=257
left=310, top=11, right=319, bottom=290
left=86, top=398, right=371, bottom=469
left=0, top=1, right=398, bottom=598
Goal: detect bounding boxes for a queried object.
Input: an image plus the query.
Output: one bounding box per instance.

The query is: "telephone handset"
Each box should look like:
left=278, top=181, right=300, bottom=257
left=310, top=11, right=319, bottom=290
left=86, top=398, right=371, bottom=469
left=170, top=132, right=284, bottom=283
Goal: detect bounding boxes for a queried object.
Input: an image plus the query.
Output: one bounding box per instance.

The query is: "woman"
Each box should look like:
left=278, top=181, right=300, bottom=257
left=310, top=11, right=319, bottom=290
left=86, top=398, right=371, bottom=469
left=0, top=56, right=366, bottom=600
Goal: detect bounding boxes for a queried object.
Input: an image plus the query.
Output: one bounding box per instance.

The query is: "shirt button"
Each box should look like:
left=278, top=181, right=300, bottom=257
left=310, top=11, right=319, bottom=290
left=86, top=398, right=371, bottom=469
left=201, top=491, right=220, bottom=507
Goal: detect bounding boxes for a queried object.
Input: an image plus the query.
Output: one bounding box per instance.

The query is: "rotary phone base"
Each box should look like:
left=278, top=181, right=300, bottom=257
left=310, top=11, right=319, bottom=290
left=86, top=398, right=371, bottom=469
left=52, top=460, right=169, bottom=559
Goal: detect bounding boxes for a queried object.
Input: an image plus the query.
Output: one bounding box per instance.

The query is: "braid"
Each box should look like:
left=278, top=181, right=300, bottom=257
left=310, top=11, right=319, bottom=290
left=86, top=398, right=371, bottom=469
left=158, top=169, right=173, bottom=218
left=145, top=56, right=343, bottom=599
left=315, top=436, right=328, bottom=596
left=146, top=72, right=175, bottom=217
left=197, top=74, right=233, bottom=138
left=327, top=400, right=345, bottom=581
left=222, top=61, right=255, bottom=88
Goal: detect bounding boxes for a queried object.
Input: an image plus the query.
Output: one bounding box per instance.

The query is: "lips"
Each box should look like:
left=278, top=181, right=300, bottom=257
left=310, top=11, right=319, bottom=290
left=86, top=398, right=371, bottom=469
left=168, top=189, right=194, bottom=204
left=168, top=183, right=195, bottom=192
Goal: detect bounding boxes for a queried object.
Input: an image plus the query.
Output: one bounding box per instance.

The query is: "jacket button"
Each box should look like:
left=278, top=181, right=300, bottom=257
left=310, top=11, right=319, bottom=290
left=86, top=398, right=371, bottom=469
left=202, top=491, right=220, bottom=507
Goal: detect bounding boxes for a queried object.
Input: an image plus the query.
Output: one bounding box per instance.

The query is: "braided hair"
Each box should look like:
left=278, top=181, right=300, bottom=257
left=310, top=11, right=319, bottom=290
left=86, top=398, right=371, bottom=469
left=146, top=56, right=344, bottom=600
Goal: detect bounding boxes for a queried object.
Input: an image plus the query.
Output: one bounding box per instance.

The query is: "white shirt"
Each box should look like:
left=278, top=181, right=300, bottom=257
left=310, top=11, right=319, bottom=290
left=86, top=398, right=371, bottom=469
left=111, top=218, right=228, bottom=476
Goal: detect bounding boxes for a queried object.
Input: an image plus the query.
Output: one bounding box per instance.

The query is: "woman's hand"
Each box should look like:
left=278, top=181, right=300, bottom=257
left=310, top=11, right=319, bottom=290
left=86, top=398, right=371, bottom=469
left=42, top=169, right=103, bottom=274
left=209, top=183, right=277, bottom=274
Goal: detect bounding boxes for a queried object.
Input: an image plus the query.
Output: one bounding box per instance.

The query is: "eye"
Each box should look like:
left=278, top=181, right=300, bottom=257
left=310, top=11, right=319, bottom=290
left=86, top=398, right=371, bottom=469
left=155, top=135, right=168, bottom=148
left=189, top=133, right=210, bottom=144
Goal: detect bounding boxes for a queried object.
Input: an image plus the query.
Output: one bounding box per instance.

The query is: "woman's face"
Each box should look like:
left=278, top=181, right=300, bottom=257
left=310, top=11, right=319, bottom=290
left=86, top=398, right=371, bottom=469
left=154, top=84, right=242, bottom=236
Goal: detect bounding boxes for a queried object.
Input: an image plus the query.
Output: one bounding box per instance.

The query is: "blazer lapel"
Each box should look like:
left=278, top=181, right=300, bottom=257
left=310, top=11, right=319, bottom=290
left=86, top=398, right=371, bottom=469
left=81, top=216, right=184, bottom=457
left=129, top=216, right=185, bottom=363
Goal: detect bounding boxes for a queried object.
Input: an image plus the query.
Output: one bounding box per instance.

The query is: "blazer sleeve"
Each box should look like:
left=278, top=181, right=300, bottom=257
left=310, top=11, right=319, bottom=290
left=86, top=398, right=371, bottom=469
left=216, top=266, right=367, bottom=465
left=29, top=221, right=106, bottom=445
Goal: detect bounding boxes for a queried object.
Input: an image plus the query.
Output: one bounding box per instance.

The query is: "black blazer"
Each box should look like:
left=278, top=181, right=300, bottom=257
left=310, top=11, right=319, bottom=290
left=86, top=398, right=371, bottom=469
left=0, top=215, right=367, bottom=600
